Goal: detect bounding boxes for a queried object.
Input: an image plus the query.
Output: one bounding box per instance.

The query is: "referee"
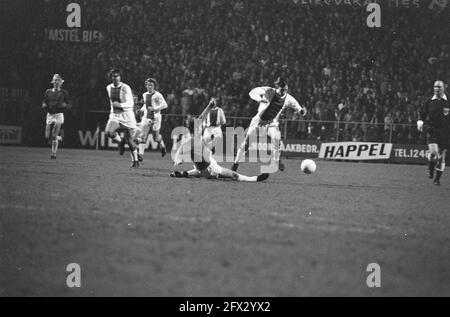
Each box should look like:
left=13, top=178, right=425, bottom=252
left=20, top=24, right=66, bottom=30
left=417, top=80, right=450, bottom=185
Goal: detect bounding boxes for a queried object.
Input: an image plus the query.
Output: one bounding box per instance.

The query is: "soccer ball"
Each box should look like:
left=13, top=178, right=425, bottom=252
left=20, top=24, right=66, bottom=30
left=300, top=159, right=316, bottom=174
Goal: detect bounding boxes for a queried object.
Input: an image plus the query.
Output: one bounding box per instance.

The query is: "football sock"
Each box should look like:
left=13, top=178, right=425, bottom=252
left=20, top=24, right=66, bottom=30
left=130, top=149, right=138, bottom=162
left=435, top=170, right=443, bottom=182
left=235, top=148, right=245, bottom=164
left=237, top=174, right=257, bottom=182
left=113, top=135, right=122, bottom=143
left=139, top=143, right=146, bottom=156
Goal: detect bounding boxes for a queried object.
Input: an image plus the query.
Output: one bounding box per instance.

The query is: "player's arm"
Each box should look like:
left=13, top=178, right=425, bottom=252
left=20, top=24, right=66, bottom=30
left=198, top=98, right=216, bottom=120
left=287, top=96, right=307, bottom=116
left=42, top=89, right=50, bottom=110
left=218, top=108, right=226, bottom=126
left=121, top=85, right=134, bottom=108
left=63, top=90, right=72, bottom=110
left=417, top=99, right=429, bottom=132
left=249, top=87, right=270, bottom=103
left=152, top=93, right=168, bottom=111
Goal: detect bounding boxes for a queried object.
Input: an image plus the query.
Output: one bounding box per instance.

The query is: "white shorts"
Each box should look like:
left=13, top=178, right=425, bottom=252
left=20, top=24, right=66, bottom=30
left=140, top=113, right=162, bottom=134
left=46, top=113, right=64, bottom=125
left=204, top=126, right=222, bottom=140
left=107, top=110, right=137, bottom=129
left=195, top=156, right=223, bottom=178
left=247, top=116, right=280, bottom=140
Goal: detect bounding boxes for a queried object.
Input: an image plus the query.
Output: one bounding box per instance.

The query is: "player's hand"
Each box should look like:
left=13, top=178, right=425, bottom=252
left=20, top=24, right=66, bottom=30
left=417, top=120, right=424, bottom=132
left=208, top=98, right=217, bottom=108
left=299, top=106, right=307, bottom=117
left=112, top=101, right=121, bottom=108
left=42, top=103, right=48, bottom=109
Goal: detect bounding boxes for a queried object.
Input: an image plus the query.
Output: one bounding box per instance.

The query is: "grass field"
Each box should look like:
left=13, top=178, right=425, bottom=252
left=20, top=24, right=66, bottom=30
left=0, top=146, right=449, bottom=296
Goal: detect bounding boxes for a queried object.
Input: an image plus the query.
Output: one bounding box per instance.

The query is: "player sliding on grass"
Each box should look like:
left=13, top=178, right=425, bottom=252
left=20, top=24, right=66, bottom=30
left=232, top=77, right=307, bottom=172
left=42, top=74, right=71, bottom=159
left=171, top=99, right=269, bottom=182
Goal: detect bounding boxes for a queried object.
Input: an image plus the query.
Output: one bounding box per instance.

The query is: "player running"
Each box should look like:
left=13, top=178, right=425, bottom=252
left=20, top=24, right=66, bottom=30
left=171, top=100, right=269, bottom=182
left=135, top=77, right=168, bottom=162
left=417, top=80, right=449, bottom=185
left=232, top=77, right=307, bottom=172
left=42, top=74, right=71, bottom=159
left=105, top=69, right=139, bottom=168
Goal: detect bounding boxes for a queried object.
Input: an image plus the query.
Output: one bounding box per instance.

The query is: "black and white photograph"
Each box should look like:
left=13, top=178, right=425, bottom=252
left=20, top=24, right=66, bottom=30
left=0, top=0, right=449, bottom=299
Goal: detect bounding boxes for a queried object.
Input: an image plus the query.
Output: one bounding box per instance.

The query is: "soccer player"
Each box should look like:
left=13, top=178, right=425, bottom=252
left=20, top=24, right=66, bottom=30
left=171, top=101, right=269, bottom=182
left=417, top=80, right=450, bottom=185
left=42, top=74, right=70, bottom=159
left=203, top=97, right=226, bottom=153
left=136, top=78, right=168, bottom=162
left=105, top=69, right=139, bottom=168
left=232, top=77, right=307, bottom=172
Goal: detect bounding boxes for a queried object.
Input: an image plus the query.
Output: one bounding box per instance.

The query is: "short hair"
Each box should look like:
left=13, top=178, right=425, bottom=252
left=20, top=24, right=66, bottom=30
left=274, top=77, right=288, bottom=88
left=145, top=77, right=158, bottom=89
left=109, top=68, right=122, bottom=78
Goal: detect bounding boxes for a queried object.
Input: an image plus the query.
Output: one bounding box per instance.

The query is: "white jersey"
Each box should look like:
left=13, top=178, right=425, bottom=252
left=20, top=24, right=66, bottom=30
left=106, top=83, right=134, bottom=112
left=205, top=107, right=226, bottom=127
left=249, top=86, right=304, bottom=123
left=139, top=91, right=168, bottom=119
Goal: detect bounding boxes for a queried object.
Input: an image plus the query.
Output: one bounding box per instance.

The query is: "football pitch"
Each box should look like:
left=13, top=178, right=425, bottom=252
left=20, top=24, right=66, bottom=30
left=0, top=146, right=449, bottom=296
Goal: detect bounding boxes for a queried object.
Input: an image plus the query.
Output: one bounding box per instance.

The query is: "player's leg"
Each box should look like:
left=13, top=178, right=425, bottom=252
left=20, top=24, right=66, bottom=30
left=123, top=127, right=139, bottom=167
left=434, top=148, right=446, bottom=185
left=170, top=168, right=201, bottom=178
left=152, top=115, right=166, bottom=157
left=218, top=166, right=269, bottom=182
left=152, top=130, right=166, bottom=157
left=232, top=117, right=259, bottom=171
left=268, top=125, right=284, bottom=171
left=105, top=116, right=125, bottom=154
left=138, top=120, right=151, bottom=161
left=428, top=143, right=439, bottom=179
left=51, top=122, right=62, bottom=159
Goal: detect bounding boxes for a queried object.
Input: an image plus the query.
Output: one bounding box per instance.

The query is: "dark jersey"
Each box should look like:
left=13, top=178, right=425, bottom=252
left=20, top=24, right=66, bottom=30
left=436, top=112, right=450, bottom=149
left=43, top=89, right=70, bottom=114
left=260, top=93, right=286, bottom=121
left=420, top=96, right=449, bottom=128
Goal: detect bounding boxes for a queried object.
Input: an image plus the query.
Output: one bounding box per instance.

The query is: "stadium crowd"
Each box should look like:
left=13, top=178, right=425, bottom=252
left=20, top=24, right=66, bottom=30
left=22, top=0, right=450, bottom=142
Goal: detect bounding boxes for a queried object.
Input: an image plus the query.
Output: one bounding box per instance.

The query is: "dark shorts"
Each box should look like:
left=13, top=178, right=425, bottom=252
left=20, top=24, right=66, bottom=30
left=428, top=127, right=449, bottom=150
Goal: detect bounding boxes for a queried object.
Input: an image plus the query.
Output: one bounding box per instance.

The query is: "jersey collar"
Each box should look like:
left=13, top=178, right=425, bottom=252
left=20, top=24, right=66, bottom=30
left=432, top=94, right=447, bottom=100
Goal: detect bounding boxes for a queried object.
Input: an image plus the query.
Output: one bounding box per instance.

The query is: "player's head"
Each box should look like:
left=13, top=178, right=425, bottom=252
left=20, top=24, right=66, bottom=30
left=434, top=80, right=445, bottom=97
left=109, top=68, right=122, bottom=85
left=274, top=77, right=288, bottom=97
left=51, top=74, right=64, bottom=88
left=145, top=78, right=158, bottom=93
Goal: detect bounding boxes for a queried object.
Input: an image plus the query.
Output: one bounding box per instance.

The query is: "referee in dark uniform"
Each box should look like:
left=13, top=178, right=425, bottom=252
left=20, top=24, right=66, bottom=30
left=417, top=80, right=450, bottom=185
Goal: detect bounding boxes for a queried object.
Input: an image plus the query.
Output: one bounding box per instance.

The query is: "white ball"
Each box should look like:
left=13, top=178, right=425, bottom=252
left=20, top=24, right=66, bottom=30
left=300, top=159, right=316, bottom=174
